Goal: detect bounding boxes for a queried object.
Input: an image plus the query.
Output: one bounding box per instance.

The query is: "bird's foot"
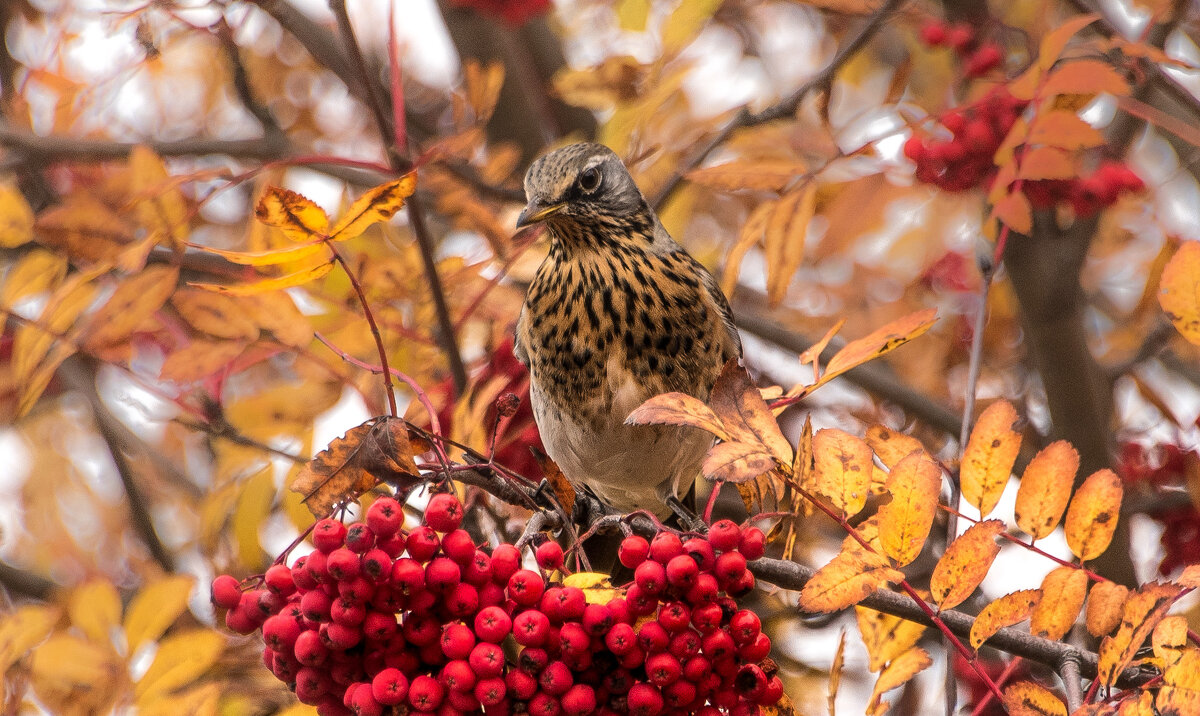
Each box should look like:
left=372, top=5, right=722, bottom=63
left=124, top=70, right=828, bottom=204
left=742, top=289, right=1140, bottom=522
left=666, top=495, right=707, bottom=533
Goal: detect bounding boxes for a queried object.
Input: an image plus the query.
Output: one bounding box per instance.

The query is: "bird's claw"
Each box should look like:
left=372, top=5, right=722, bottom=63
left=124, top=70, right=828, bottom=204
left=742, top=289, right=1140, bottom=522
left=666, top=495, right=706, bottom=533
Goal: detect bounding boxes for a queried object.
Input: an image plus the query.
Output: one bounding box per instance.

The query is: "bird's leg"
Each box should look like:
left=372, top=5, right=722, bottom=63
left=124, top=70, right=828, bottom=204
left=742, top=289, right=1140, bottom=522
left=531, top=479, right=558, bottom=510
left=666, top=495, right=707, bottom=533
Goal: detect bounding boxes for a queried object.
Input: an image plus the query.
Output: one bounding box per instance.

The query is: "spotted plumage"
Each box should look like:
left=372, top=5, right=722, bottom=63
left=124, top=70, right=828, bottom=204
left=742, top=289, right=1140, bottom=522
left=514, top=143, right=741, bottom=517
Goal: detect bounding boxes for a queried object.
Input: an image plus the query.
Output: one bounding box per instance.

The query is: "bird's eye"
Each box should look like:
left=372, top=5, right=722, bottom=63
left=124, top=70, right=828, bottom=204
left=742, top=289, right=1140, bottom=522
left=578, top=166, right=602, bottom=193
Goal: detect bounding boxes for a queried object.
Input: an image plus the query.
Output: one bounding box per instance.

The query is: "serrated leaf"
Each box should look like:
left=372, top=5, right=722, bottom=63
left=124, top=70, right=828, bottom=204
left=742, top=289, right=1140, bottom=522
left=1033, top=14, right=1101, bottom=74
left=1085, top=580, right=1128, bottom=637
left=1097, top=582, right=1181, bottom=688
left=856, top=606, right=927, bottom=672
left=190, top=261, right=334, bottom=295
left=68, top=579, right=122, bottom=646
left=255, top=186, right=330, bottom=243
left=1159, top=241, right=1200, bottom=345
left=811, top=428, right=873, bottom=517
left=291, top=417, right=420, bottom=516
left=1152, top=615, right=1188, bottom=671
left=702, top=441, right=776, bottom=483
left=328, top=174, right=417, bottom=241
left=799, top=547, right=903, bottom=613
left=868, top=647, right=931, bottom=712
left=134, top=629, right=224, bottom=701
left=764, top=184, right=815, bottom=306
left=708, top=361, right=792, bottom=465
left=626, top=392, right=732, bottom=441
left=0, top=180, right=34, bottom=247
left=1002, top=681, right=1067, bottom=716
left=970, top=589, right=1041, bottom=650
left=1040, top=59, right=1129, bottom=99
left=85, top=266, right=178, bottom=348
left=961, top=400, right=1022, bottom=517
left=1064, top=468, right=1123, bottom=561
left=863, top=425, right=924, bottom=470
left=129, top=145, right=189, bottom=250
left=720, top=201, right=772, bottom=296
left=1, top=249, right=66, bottom=308
left=124, top=575, right=195, bottom=653
left=1015, top=440, right=1079, bottom=539
left=930, top=519, right=1005, bottom=610
left=877, top=451, right=941, bottom=567
left=1030, top=566, right=1088, bottom=640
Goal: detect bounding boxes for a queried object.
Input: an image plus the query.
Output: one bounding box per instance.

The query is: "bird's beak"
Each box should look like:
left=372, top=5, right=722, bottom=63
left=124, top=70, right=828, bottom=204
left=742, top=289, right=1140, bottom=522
left=516, top=201, right=565, bottom=228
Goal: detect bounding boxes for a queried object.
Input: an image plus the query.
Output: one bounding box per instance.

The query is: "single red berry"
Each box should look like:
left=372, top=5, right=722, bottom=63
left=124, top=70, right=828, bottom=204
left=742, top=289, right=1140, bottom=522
left=362, top=610, right=397, bottom=641
left=669, top=629, right=701, bottom=660
left=702, top=629, right=736, bottom=661
left=627, top=682, right=665, bottom=716
left=645, top=652, right=682, bottom=687
left=625, top=584, right=659, bottom=617
left=330, top=597, right=366, bottom=626
left=426, top=493, right=464, bottom=533
left=336, top=576, right=374, bottom=604
left=649, top=532, right=684, bottom=563
left=539, top=660, right=574, bottom=696
left=425, top=557, right=462, bottom=593
left=405, top=525, right=440, bottom=562
left=529, top=691, right=563, bottom=716
left=665, top=554, right=700, bottom=590
left=371, top=667, right=409, bottom=706
left=581, top=602, right=613, bottom=636
left=263, top=564, right=296, bottom=597
left=294, top=629, right=328, bottom=666
left=714, top=551, right=748, bottom=586
left=535, top=540, right=565, bottom=571
left=390, top=557, right=425, bottom=595
left=496, top=391, right=521, bottom=417
left=294, top=665, right=327, bottom=704
left=490, top=543, right=521, bottom=582
left=657, top=601, right=691, bottom=633
left=728, top=568, right=756, bottom=597
left=691, top=601, right=724, bottom=633
left=707, top=520, right=741, bottom=553
left=360, top=548, right=391, bottom=582
left=730, top=609, right=762, bottom=645
left=402, top=613, right=440, bottom=646
left=735, top=663, right=769, bottom=700
left=507, top=668, right=539, bottom=700
left=919, top=20, right=947, bottom=46
left=508, top=569, right=546, bottom=607
left=619, top=535, right=651, bottom=568
left=262, top=614, right=302, bottom=652
left=739, top=631, right=772, bottom=662
left=446, top=582, right=480, bottom=618
left=474, top=605, right=513, bottom=643
left=312, top=518, right=346, bottom=553
left=440, top=658, right=477, bottom=692
left=946, top=23, right=974, bottom=53
left=965, top=43, right=1003, bottom=78
left=514, top=609, right=552, bottom=647
left=300, top=589, right=332, bottom=622
left=739, top=526, right=766, bottom=559
left=211, top=574, right=242, bottom=610
left=664, top=678, right=697, bottom=708
left=637, top=620, right=670, bottom=654
left=464, top=549, right=493, bottom=585
left=303, top=550, right=329, bottom=584
left=327, top=548, right=361, bottom=582
left=469, top=641, right=506, bottom=678
left=441, top=529, right=477, bottom=565
left=441, top=622, right=476, bottom=660
left=447, top=686, right=482, bottom=711
left=366, top=496, right=403, bottom=538
left=561, top=683, right=598, bottom=716
left=344, top=523, right=376, bottom=553
left=348, top=680, right=383, bottom=716
left=520, top=647, right=550, bottom=674
left=762, top=675, right=785, bottom=705
left=686, top=572, right=720, bottom=605
left=324, top=622, right=362, bottom=650
left=606, top=622, right=637, bottom=655
left=559, top=622, right=591, bottom=657
left=635, top=560, right=667, bottom=595
left=408, top=674, right=445, bottom=711
left=474, top=676, right=507, bottom=707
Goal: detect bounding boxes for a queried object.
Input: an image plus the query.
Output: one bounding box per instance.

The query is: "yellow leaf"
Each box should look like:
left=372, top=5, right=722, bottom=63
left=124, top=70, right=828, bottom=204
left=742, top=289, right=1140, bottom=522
left=687, top=160, right=809, bottom=192
left=190, top=261, right=334, bottom=295
left=930, top=519, right=1005, bottom=610
left=0, top=181, right=34, bottom=247
left=618, top=0, right=651, bottom=30
left=1, top=249, right=67, bottom=308
left=1040, top=59, right=1130, bottom=99
left=812, top=428, right=873, bottom=517
left=245, top=291, right=315, bottom=348
left=1017, top=146, right=1077, bottom=180
left=562, top=572, right=619, bottom=605
left=170, top=288, right=260, bottom=340
left=1152, top=615, right=1188, bottom=671
left=818, top=309, right=938, bottom=390
left=31, top=633, right=121, bottom=691
left=0, top=605, right=60, bottom=673
left=17, top=341, right=75, bottom=417
left=863, top=425, right=924, bottom=470
left=328, top=174, right=417, bottom=241
left=1002, top=681, right=1067, bottom=716
left=961, top=400, right=1022, bottom=517
left=1029, top=111, right=1106, bottom=150
left=191, top=239, right=332, bottom=266
left=138, top=683, right=221, bottom=716
left=129, top=145, right=189, bottom=250
left=1064, top=468, right=1123, bottom=561
left=1097, top=582, right=1181, bottom=688
left=1156, top=649, right=1200, bottom=714
left=464, top=61, right=504, bottom=123
left=1159, top=241, right=1200, bottom=345
left=764, top=184, right=816, bottom=306
left=85, top=266, right=178, bottom=348
left=868, top=647, right=931, bottom=711
left=662, top=0, right=723, bottom=54
left=1015, top=440, right=1079, bottom=539
left=1085, top=580, right=1128, bottom=637
left=1030, top=566, right=1088, bottom=640
left=799, top=547, right=903, bottom=613
left=991, top=190, right=1033, bottom=234
left=124, top=575, right=195, bottom=653
left=134, top=629, right=223, bottom=700
left=856, top=606, right=926, bottom=672
left=798, top=319, right=845, bottom=369
left=1033, top=14, right=1101, bottom=73
left=877, top=451, right=942, bottom=567
left=970, top=589, right=1041, bottom=650
left=702, top=441, right=777, bottom=484
left=68, top=579, right=122, bottom=646
left=233, top=466, right=275, bottom=571
left=255, top=186, right=330, bottom=243
left=721, top=201, right=772, bottom=296
left=626, top=392, right=732, bottom=441
left=159, top=339, right=247, bottom=383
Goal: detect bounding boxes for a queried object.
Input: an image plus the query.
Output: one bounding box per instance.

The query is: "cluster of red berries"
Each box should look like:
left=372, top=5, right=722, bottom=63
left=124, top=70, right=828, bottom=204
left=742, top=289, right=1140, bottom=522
left=1023, top=161, right=1145, bottom=216
left=211, top=492, right=781, bottom=715
left=903, top=86, right=1030, bottom=192
left=919, top=20, right=1003, bottom=78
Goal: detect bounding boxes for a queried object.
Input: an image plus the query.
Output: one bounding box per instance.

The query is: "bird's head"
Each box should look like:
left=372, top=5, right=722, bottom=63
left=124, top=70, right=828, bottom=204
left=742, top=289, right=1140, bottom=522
left=517, top=143, right=653, bottom=249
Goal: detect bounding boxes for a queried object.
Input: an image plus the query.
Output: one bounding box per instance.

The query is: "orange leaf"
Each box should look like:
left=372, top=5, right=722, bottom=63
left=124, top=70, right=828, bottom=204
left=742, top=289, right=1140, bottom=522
left=811, top=428, right=873, bottom=517
left=1028, top=110, right=1105, bottom=150
left=190, top=261, right=335, bottom=295
left=1015, top=440, right=1079, bottom=539
left=868, top=647, right=931, bottom=712
left=1097, top=582, right=1181, bottom=688
left=877, top=451, right=941, bottom=567
left=1064, top=468, right=1123, bottom=561
left=1159, top=241, right=1200, bottom=345
left=1017, top=147, right=1076, bottom=180
left=246, top=292, right=315, bottom=349
left=708, top=362, right=793, bottom=465
left=0, top=180, right=34, bottom=248
left=531, top=448, right=575, bottom=515
left=291, top=417, right=420, bottom=516
left=171, top=288, right=261, bottom=340
left=961, top=400, right=1022, bottom=517
left=764, top=183, right=816, bottom=306
left=84, top=266, right=178, bottom=348
left=798, top=319, right=845, bottom=368
left=702, top=441, right=776, bottom=484
left=1033, top=14, right=1101, bottom=73
left=991, top=190, right=1033, bottom=234
left=856, top=606, right=927, bottom=672
left=190, top=240, right=332, bottom=266
left=930, top=519, right=1005, bottom=610
left=12, top=271, right=98, bottom=388
left=463, top=61, right=504, bottom=123
left=799, top=547, right=903, bottom=613
left=1040, top=59, right=1130, bottom=99
left=864, top=425, right=924, bottom=470
left=820, top=309, right=938, bottom=388
left=1002, top=681, right=1067, bottom=716
left=1030, top=566, right=1088, bottom=640
left=970, top=589, right=1041, bottom=650
left=1152, top=615, right=1188, bottom=671
left=1, top=249, right=66, bottom=308
left=686, top=160, right=808, bottom=192
left=159, top=340, right=247, bottom=383
left=626, top=392, right=731, bottom=441
left=720, top=202, right=772, bottom=296
left=1157, top=650, right=1200, bottom=715
left=255, top=186, right=330, bottom=243
left=1085, top=580, right=1129, bottom=637
left=1177, top=564, right=1200, bottom=588
left=328, top=174, right=418, bottom=241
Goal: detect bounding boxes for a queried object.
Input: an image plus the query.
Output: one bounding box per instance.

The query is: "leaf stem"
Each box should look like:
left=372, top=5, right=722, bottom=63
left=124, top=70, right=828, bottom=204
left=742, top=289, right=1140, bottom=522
left=326, top=246, right=398, bottom=417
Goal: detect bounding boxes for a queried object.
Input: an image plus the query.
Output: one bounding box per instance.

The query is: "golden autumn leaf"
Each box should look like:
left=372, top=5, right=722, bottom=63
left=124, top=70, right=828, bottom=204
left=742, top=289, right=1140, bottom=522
left=687, top=160, right=809, bottom=192
left=818, top=309, right=938, bottom=390
left=661, top=0, right=723, bottom=54
left=799, top=547, right=903, bottom=613
left=1030, top=566, right=1088, bottom=640
left=463, top=61, right=505, bottom=123
left=255, top=186, right=330, bottom=243
left=128, top=145, right=189, bottom=250
left=1152, top=615, right=1188, bottom=671
left=970, top=589, right=1041, bottom=650
left=124, top=575, right=195, bottom=653
left=798, top=319, right=845, bottom=369
left=561, top=572, right=620, bottom=605
left=764, top=183, right=816, bottom=306
left=85, top=266, right=179, bottom=348
left=930, top=519, right=1005, bottom=610
left=867, top=647, right=931, bottom=712
left=0, top=605, right=60, bottom=674
left=1002, top=681, right=1067, bottom=716
left=708, top=361, right=793, bottom=465
left=159, top=339, right=247, bottom=383
left=961, top=400, right=1022, bottom=518
left=1064, top=468, right=1123, bottom=561
left=702, top=441, right=777, bottom=484
left=626, top=392, right=732, bottom=441
left=721, top=201, right=772, bottom=296
left=1017, top=146, right=1076, bottom=181
left=30, top=633, right=121, bottom=696
left=1015, top=440, right=1079, bottom=540
left=1159, top=241, right=1200, bottom=345
left=245, top=291, right=315, bottom=348
left=191, top=239, right=332, bottom=266
left=171, top=288, right=260, bottom=340
left=863, top=425, right=924, bottom=469
left=991, top=190, right=1033, bottom=234
left=233, top=467, right=275, bottom=570
left=134, top=629, right=224, bottom=701
left=1156, top=649, right=1200, bottom=715
left=0, top=180, right=34, bottom=247
left=68, top=579, right=122, bottom=645
left=12, top=272, right=98, bottom=383
left=1028, top=111, right=1106, bottom=150
left=1, top=248, right=66, bottom=308
left=811, top=428, right=873, bottom=517
left=1097, top=582, right=1181, bottom=688
left=1086, top=580, right=1129, bottom=637
left=856, top=606, right=927, bottom=672
left=291, top=417, right=421, bottom=516
left=190, top=261, right=335, bottom=295
left=876, top=451, right=941, bottom=567
left=328, top=174, right=418, bottom=241
left=1177, top=563, right=1200, bottom=588
left=1040, top=59, right=1130, bottom=99
left=1006, top=13, right=1102, bottom=102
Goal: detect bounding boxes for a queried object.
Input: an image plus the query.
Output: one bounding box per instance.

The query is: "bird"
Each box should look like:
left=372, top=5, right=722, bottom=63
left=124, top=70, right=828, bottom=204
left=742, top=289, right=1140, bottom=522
left=513, top=143, right=742, bottom=520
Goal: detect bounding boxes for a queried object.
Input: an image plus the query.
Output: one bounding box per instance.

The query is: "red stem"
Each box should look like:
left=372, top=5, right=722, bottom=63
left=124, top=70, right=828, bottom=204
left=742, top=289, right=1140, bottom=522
left=328, top=246, right=398, bottom=417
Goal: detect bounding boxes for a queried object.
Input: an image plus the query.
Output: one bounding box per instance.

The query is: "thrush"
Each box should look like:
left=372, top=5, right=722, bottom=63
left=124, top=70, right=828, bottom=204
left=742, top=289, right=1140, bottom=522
left=514, top=143, right=742, bottom=519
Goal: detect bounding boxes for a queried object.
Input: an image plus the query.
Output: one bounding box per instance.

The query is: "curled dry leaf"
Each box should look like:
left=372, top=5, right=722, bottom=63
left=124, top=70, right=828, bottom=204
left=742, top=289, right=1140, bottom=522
left=1030, top=566, right=1088, bottom=640
left=970, top=589, right=1042, bottom=650
left=708, top=361, right=793, bottom=465
left=625, top=391, right=731, bottom=441
left=930, top=519, right=1005, bottom=611
left=960, top=400, right=1022, bottom=518
left=1014, top=440, right=1079, bottom=540
left=291, top=417, right=420, bottom=516
left=1064, top=468, right=1123, bottom=561
left=1097, top=582, right=1181, bottom=688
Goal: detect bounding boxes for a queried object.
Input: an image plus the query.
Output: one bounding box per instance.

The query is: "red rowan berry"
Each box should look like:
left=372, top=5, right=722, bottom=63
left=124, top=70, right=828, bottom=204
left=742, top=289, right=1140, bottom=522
left=947, top=23, right=974, bottom=52
left=606, top=622, right=637, bottom=655
left=561, top=684, right=598, bottom=715
left=635, top=560, right=667, bottom=594
left=362, top=611, right=397, bottom=642
left=211, top=574, right=242, bottom=610
left=649, top=532, right=684, bottom=563
left=366, top=496, right=403, bottom=538
left=539, top=660, right=574, bottom=696
left=344, top=523, right=375, bottom=553
left=425, top=493, right=464, bottom=533
left=627, top=682, right=665, bottom=716
left=490, top=543, right=521, bottom=582
left=637, top=620, right=670, bottom=653
left=440, top=623, right=475, bottom=660
left=408, top=674, right=445, bottom=711
left=739, top=631, right=772, bottom=662
left=536, top=540, right=565, bottom=571
left=529, top=691, right=563, bottom=716
left=730, top=609, right=762, bottom=645
left=330, top=597, right=366, bottom=626
left=426, top=557, right=462, bottom=592
left=619, top=535, right=651, bottom=568
left=581, top=602, right=613, bottom=635
left=920, top=20, right=947, bottom=46
left=370, top=667, right=408, bottom=705
left=965, top=43, right=1003, bottom=77
left=406, top=525, right=440, bottom=562
left=474, top=605, right=512, bottom=643
left=313, top=518, right=346, bottom=553
left=508, top=569, right=546, bottom=607
left=707, top=520, right=741, bottom=553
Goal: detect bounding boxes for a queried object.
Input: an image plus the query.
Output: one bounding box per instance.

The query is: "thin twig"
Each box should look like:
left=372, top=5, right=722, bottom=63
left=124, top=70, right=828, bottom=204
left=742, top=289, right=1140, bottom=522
left=329, top=246, right=399, bottom=417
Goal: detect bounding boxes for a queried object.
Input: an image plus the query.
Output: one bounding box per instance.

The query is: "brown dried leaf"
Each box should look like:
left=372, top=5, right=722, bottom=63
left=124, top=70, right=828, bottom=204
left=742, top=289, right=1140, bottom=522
left=708, top=361, right=793, bottom=465
left=702, top=441, right=776, bottom=484
left=626, top=392, right=732, bottom=441
left=856, top=606, right=927, bottom=673
left=532, top=447, right=575, bottom=515
left=1015, top=440, right=1079, bottom=540
left=799, top=547, right=903, bottom=614
left=1086, top=581, right=1129, bottom=637
left=864, top=425, right=924, bottom=470
left=1097, top=582, right=1181, bottom=688
left=291, top=418, right=420, bottom=516
left=930, top=519, right=1005, bottom=610
left=1002, top=681, right=1067, bottom=716
left=811, top=428, right=873, bottom=517
left=970, top=589, right=1041, bottom=650
left=877, top=451, right=942, bottom=567
left=1065, top=469, right=1123, bottom=561
left=961, top=400, right=1022, bottom=518
left=1030, top=566, right=1088, bottom=640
